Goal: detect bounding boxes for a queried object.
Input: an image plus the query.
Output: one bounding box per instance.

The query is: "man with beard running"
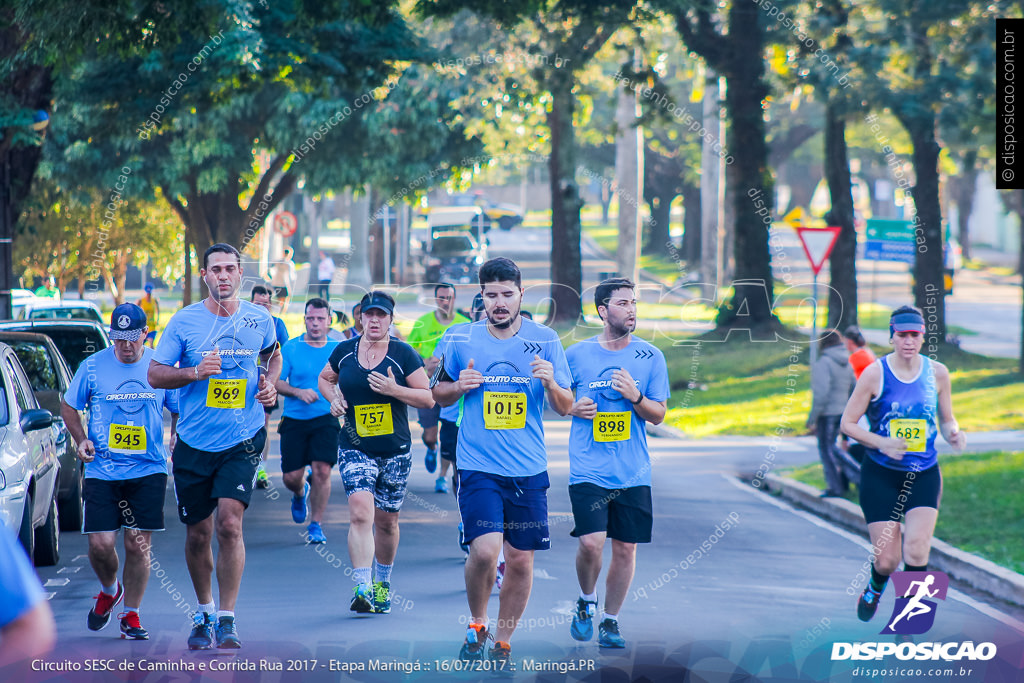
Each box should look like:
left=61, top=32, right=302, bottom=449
left=563, top=278, right=669, bottom=649
left=432, top=257, right=573, bottom=665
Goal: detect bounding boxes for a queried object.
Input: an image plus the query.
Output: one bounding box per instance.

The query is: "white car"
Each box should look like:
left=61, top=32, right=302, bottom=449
left=18, top=299, right=104, bottom=324
left=0, top=342, right=60, bottom=566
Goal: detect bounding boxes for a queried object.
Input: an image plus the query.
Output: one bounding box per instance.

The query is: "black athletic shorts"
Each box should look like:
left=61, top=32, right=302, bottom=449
left=83, top=473, right=167, bottom=533
left=279, top=414, right=341, bottom=473
left=172, top=428, right=266, bottom=525
left=439, top=418, right=458, bottom=463
left=860, top=456, right=942, bottom=524
left=568, top=483, right=653, bottom=543
left=264, top=398, right=280, bottom=415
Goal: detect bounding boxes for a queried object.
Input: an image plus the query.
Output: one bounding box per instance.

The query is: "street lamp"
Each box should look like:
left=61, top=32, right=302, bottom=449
left=0, top=109, right=49, bottom=319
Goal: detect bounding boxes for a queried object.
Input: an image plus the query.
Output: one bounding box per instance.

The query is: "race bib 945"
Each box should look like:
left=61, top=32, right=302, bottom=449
left=108, top=424, right=146, bottom=453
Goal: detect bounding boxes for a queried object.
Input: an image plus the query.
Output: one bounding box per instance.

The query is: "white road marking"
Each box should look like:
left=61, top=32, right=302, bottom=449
left=723, top=473, right=1024, bottom=635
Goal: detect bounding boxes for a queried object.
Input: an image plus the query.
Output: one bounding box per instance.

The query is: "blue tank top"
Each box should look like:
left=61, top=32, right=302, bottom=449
left=865, top=355, right=939, bottom=471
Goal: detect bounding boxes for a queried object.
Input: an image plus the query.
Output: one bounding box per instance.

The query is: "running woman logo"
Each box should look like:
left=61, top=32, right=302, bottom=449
left=881, top=571, right=948, bottom=635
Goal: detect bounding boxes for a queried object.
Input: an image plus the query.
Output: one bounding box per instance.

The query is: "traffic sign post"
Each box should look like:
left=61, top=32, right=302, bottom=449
left=794, top=226, right=842, bottom=365
left=273, top=211, right=298, bottom=238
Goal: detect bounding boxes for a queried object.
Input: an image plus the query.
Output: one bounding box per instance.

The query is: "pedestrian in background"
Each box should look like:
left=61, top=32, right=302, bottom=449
left=807, top=331, right=855, bottom=497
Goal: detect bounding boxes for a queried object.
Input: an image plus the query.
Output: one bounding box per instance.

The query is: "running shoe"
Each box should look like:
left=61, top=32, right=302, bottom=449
left=458, top=523, right=470, bottom=554
left=350, top=583, right=374, bottom=613
left=306, top=521, right=327, bottom=544
left=87, top=581, right=124, bottom=631
left=435, top=476, right=448, bottom=493
left=570, top=597, right=597, bottom=641
left=494, top=560, right=506, bottom=591
left=215, top=616, right=241, bottom=648
left=458, top=623, right=489, bottom=661
left=488, top=640, right=511, bottom=664
left=425, top=447, right=437, bottom=473
left=372, top=580, right=391, bottom=614
left=118, top=611, right=149, bottom=640
left=291, top=481, right=309, bottom=524
left=598, top=618, right=626, bottom=648
left=255, top=466, right=269, bottom=489
left=857, top=585, right=883, bottom=622
left=187, top=612, right=215, bottom=650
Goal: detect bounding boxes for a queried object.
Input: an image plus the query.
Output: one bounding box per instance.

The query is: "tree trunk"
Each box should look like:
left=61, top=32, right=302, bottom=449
left=600, top=183, right=612, bottom=225
left=645, top=197, right=671, bottom=254
left=953, top=151, right=977, bottom=261
left=904, top=119, right=947, bottom=350
left=824, top=101, right=858, bottom=331
left=547, top=74, right=583, bottom=324
left=183, top=241, right=193, bottom=306
left=614, top=67, right=642, bottom=283
left=681, top=179, right=701, bottom=265
left=719, top=0, right=776, bottom=332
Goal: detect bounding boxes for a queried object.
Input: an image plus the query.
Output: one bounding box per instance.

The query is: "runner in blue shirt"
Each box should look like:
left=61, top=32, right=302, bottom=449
left=432, top=257, right=573, bottom=665
left=60, top=303, right=179, bottom=641
left=0, top=521, right=55, bottom=669
left=564, top=278, right=669, bottom=649
left=148, top=243, right=281, bottom=651
left=250, top=284, right=289, bottom=489
left=275, top=298, right=341, bottom=543
left=841, top=305, right=966, bottom=623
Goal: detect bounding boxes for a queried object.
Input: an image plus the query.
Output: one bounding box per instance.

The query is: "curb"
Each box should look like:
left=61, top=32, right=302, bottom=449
left=762, top=473, right=1024, bottom=609
left=645, top=421, right=688, bottom=440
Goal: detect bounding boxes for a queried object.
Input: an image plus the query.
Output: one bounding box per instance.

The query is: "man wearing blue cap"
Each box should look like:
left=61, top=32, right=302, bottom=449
left=841, top=305, right=966, bottom=623
left=60, top=303, right=179, bottom=641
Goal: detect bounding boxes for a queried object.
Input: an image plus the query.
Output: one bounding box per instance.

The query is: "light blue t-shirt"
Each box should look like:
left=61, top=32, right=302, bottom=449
left=280, top=334, right=340, bottom=420
left=565, top=336, right=670, bottom=488
left=153, top=300, right=276, bottom=451
left=0, top=521, right=44, bottom=628
left=437, top=318, right=571, bottom=477
left=274, top=316, right=290, bottom=346
left=64, top=347, right=179, bottom=481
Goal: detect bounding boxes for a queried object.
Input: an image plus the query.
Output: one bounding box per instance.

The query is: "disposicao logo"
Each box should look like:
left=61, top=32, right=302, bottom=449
left=832, top=572, right=997, bottom=663
left=882, top=571, right=947, bottom=635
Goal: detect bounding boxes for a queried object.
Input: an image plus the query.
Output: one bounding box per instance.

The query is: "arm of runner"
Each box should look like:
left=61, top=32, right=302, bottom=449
left=433, top=358, right=481, bottom=407
left=933, top=362, right=966, bottom=452
left=612, top=368, right=667, bottom=425
left=318, top=363, right=348, bottom=417
left=569, top=396, right=597, bottom=419
left=531, top=354, right=573, bottom=416
left=168, top=412, right=179, bottom=455
left=276, top=378, right=318, bottom=404
left=255, top=344, right=281, bottom=407
left=59, top=399, right=94, bottom=462
left=840, top=363, right=906, bottom=460
left=369, top=366, right=434, bottom=409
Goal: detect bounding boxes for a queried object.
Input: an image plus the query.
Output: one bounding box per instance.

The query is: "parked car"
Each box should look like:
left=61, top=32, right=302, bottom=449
left=0, top=331, right=82, bottom=531
left=444, top=192, right=524, bottom=231
left=11, top=289, right=40, bottom=320
left=0, top=320, right=111, bottom=374
left=424, top=231, right=486, bottom=284
left=0, top=342, right=60, bottom=566
left=18, top=300, right=104, bottom=324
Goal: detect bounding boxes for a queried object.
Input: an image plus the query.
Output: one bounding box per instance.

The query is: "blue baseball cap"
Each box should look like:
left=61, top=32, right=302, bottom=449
left=144, top=283, right=154, bottom=292
left=359, top=291, right=395, bottom=316
left=890, top=310, right=925, bottom=336
left=110, top=303, right=148, bottom=341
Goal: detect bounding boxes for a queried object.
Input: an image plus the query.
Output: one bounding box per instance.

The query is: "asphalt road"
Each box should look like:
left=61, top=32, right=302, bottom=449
left=23, top=418, right=1024, bottom=683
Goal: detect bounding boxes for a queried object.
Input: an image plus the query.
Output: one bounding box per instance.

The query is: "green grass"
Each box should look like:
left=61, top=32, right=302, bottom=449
left=581, top=221, right=686, bottom=284
left=641, top=331, right=1024, bottom=438
left=781, top=451, right=1024, bottom=574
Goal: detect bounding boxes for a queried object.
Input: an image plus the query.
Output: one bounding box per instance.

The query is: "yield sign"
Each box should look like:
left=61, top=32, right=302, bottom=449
left=795, top=225, right=841, bottom=276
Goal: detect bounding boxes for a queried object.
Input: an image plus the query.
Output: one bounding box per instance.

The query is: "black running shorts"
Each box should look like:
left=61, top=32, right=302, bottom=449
left=568, top=483, right=653, bottom=543
left=859, top=456, right=942, bottom=525
left=172, top=428, right=266, bottom=525
left=279, top=414, right=341, bottom=473
left=83, top=473, right=167, bottom=533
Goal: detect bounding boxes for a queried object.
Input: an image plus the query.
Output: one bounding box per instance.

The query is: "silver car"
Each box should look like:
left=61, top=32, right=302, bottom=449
left=0, top=342, right=60, bottom=566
